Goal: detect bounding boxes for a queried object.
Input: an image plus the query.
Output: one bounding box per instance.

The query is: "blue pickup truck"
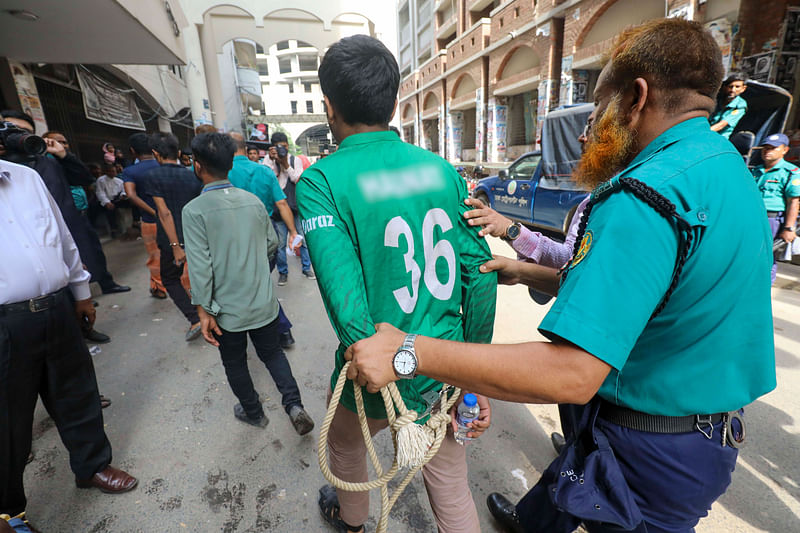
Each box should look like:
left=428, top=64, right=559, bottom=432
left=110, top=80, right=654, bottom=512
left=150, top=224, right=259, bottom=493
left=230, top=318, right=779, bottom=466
left=472, top=103, right=592, bottom=236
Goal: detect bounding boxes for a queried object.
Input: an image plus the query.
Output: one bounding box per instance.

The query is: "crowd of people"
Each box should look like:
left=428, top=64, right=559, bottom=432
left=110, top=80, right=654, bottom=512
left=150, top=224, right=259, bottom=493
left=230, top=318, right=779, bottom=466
left=0, top=18, right=790, bottom=533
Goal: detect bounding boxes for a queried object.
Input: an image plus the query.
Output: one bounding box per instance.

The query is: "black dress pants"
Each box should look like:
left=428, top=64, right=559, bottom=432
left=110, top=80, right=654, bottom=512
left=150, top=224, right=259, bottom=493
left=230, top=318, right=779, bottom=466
left=159, top=247, right=199, bottom=325
left=0, top=290, right=112, bottom=516
left=215, top=317, right=302, bottom=419
left=72, top=215, right=116, bottom=291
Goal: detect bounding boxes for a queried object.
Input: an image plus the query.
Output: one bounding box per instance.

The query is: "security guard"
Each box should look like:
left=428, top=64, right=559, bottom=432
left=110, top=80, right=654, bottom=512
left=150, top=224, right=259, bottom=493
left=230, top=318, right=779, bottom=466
left=752, top=132, right=800, bottom=284
left=345, top=19, right=776, bottom=533
left=710, top=72, right=748, bottom=139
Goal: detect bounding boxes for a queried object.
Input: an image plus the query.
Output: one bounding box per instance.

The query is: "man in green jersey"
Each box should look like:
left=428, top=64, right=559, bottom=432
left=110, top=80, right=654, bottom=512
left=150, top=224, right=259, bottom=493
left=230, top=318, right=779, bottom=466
left=346, top=20, right=775, bottom=533
left=709, top=72, right=747, bottom=139
left=297, top=35, right=496, bottom=533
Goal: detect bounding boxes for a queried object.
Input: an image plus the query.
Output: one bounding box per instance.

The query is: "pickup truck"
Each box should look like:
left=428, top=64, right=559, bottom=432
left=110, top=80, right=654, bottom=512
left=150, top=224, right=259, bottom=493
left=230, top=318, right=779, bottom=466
left=472, top=103, right=592, bottom=236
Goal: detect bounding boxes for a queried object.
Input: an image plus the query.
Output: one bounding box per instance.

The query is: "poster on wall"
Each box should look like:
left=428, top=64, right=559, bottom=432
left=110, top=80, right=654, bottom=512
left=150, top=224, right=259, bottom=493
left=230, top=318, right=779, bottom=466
left=560, top=55, right=573, bottom=106
left=438, top=105, right=446, bottom=158
left=76, top=67, right=146, bottom=130
left=475, top=87, right=485, bottom=162
left=492, top=99, right=507, bottom=162
left=705, top=18, right=733, bottom=76
left=740, top=52, right=775, bottom=83
left=781, top=8, right=800, bottom=53
left=775, top=53, right=798, bottom=93
left=447, top=105, right=463, bottom=161
left=8, top=60, right=48, bottom=135
left=572, top=70, right=589, bottom=104
left=536, top=80, right=551, bottom=146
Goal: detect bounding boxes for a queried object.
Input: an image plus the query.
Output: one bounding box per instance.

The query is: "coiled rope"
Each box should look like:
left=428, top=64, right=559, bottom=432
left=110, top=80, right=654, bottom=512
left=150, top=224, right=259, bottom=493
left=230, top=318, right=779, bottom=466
left=318, top=361, right=461, bottom=532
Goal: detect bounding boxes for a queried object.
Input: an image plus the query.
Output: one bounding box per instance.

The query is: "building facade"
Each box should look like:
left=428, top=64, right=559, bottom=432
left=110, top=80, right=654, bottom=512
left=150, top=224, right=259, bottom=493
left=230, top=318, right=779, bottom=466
left=398, top=0, right=800, bottom=165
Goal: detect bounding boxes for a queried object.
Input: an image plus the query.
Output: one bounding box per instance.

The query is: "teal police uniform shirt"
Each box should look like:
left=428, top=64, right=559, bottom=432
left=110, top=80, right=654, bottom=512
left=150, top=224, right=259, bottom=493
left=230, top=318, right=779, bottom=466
left=710, top=95, right=747, bottom=139
left=228, top=154, right=285, bottom=216
left=539, top=117, right=775, bottom=416
left=751, top=158, right=800, bottom=212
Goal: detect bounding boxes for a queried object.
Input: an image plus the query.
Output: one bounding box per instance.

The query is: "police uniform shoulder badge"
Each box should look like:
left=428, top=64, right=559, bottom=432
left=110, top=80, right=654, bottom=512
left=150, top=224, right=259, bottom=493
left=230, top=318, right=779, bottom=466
left=731, top=109, right=740, bottom=115
left=571, top=230, right=593, bottom=269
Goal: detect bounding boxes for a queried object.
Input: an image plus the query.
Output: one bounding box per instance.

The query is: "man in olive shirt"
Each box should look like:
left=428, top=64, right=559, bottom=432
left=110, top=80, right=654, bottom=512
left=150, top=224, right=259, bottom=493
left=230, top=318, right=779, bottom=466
left=182, top=133, right=314, bottom=435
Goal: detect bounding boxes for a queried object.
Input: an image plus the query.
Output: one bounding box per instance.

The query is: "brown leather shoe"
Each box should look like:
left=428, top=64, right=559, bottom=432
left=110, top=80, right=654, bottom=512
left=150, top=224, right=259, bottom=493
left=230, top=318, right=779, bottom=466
left=76, top=465, right=138, bottom=493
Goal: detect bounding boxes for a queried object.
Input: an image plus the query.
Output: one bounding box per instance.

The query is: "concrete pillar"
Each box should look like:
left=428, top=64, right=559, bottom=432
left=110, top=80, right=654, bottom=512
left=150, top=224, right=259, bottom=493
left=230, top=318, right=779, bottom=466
left=198, top=17, right=226, bottom=130
left=182, top=24, right=212, bottom=127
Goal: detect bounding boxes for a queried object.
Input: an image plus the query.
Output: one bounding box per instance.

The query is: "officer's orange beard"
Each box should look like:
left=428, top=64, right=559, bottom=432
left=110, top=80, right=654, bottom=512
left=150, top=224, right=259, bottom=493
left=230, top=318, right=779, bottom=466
left=575, top=95, right=636, bottom=190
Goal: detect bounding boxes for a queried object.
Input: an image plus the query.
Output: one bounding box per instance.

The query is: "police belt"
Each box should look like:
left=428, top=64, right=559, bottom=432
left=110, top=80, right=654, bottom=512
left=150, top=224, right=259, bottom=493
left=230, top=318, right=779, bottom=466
left=0, top=287, right=68, bottom=316
left=767, top=211, right=784, bottom=217
left=598, top=398, right=725, bottom=434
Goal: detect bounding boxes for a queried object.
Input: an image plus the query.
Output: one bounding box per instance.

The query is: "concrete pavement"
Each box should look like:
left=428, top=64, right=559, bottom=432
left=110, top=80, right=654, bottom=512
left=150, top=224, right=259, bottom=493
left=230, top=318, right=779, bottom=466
left=20, top=236, right=800, bottom=532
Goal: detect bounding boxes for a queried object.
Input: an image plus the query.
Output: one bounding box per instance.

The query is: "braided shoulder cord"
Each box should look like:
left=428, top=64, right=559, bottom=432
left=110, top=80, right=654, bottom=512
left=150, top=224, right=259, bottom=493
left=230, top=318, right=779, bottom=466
left=560, top=177, right=693, bottom=320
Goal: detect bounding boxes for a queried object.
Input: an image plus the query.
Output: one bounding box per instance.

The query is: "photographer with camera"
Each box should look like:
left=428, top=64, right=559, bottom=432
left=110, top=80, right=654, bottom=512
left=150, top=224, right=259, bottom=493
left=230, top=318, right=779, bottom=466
left=264, top=132, right=315, bottom=285
left=0, top=111, right=130, bottom=298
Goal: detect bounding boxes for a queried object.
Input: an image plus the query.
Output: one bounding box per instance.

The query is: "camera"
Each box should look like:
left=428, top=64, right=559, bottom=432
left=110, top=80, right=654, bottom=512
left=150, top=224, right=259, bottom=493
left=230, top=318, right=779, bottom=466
left=0, top=121, right=46, bottom=162
left=276, top=145, right=288, bottom=158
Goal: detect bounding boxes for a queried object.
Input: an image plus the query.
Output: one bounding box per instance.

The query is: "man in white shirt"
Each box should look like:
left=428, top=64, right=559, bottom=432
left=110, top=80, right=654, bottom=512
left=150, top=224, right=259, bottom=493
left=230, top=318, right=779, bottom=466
left=263, top=132, right=314, bottom=284
left=95, top=162, right=130, bottom=237
left=0, top=159, right=137, bottom=530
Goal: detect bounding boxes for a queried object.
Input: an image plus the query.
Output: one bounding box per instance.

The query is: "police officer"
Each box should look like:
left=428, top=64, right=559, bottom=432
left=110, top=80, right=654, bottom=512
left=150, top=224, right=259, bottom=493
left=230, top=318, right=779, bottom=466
left=344, top=19, right=775, bottom=533
left=752, top=133, right=800, bottom=284
left=710, top=72, right=748, bottom=139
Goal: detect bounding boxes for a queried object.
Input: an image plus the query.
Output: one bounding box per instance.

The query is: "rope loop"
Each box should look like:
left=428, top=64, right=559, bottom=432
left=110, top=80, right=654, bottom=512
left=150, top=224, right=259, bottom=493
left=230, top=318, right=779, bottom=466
left=318, top=361, right=461, bottom=533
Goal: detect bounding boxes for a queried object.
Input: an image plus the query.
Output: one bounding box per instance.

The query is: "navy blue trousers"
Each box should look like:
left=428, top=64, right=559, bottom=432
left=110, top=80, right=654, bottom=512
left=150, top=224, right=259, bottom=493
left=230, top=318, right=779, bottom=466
left=518, top=418, right=739, bottom=533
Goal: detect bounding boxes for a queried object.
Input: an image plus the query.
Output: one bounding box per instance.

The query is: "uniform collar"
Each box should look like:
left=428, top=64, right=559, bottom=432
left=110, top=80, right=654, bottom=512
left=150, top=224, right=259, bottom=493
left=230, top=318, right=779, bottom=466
left=726, top=95, right=746, bottom=109
left=763, top=158, right=793, bottom=173
left=233, top=155, right=250, bottom=162
left=338, top=130, right=400, bottom=148
left=622, top=117, right=709, bottom=174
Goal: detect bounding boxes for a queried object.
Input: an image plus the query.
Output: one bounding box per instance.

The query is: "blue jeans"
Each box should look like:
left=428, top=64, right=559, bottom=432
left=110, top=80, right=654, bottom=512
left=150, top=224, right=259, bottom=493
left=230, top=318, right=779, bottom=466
left=768, top=213, right=784, bottom=285
left=273, top=213, right=311, bottom=275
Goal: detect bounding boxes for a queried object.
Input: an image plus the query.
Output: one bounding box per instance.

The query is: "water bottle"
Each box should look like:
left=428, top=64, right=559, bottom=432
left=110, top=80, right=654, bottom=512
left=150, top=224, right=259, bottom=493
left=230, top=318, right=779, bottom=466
left=454, top=393, right=480, bottom=445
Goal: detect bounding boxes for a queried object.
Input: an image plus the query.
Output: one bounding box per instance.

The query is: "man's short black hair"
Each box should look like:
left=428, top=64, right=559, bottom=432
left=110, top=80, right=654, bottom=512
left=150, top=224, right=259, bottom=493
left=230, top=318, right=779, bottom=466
left=191, top=133, right=235, bottom=178
left=723, top=71, right=748, bottom=86
left=151, top=132, right=180, bottom=160
left=318, top=35, right=399, bottom=125
left=270, top=131, right=288, bottom=145
left=246, top=145, right=258, bottom=153
left=128, top=132, right=152, bottom=156
left=0, top=109, right=34, bottom=129
left=181, top=146, right=192, bottom=156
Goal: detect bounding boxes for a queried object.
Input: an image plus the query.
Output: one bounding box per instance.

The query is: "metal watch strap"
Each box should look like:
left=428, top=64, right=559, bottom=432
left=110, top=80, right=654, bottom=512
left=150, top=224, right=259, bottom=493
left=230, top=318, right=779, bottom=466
left=402, top=333, right=417, bottom=351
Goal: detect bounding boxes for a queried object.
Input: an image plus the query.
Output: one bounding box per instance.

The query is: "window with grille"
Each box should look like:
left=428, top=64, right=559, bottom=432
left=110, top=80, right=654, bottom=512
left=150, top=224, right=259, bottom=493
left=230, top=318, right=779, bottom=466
left=462, top=108, right=476, bottom=150
left=298, top=56, right=318, bottom=71
left=288, top=83, right=294, bottom=93
left=303, top=82, right=312, bottom=93
left=291, top=101, right=297, bottom=114
left=279, top=58, right=292, bottom=74
left=306, top=101, right=314, bottom=113
left=508, top=94, right=527, bottom=146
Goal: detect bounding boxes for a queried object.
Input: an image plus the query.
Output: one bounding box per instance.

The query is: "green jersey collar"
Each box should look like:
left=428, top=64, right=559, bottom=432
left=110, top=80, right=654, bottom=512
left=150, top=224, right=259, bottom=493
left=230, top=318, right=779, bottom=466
left=338, top=130, right=401, bottom=148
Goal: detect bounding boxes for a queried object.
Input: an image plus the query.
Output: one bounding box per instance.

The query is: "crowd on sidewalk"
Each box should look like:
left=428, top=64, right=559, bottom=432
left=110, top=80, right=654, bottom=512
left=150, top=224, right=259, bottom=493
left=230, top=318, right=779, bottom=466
left=0, top=19, right=788, bottom=533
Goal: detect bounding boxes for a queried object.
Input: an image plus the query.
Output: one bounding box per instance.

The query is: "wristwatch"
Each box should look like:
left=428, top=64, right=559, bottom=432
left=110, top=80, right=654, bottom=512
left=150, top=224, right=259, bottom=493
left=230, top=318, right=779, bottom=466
left=504, top=222, right=522, bottom=241
left=782, top=226, right=796, bottom=232
left=392, top=334, right=418, bottom=379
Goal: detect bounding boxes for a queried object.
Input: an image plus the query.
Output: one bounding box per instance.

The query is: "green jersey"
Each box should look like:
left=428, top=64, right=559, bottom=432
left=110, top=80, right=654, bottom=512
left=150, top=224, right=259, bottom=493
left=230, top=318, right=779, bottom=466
left=296, top=131, right=496, bottom=419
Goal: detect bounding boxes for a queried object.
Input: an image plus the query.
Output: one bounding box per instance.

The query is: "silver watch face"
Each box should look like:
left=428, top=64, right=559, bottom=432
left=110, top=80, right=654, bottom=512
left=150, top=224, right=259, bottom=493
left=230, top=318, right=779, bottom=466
left=393, top=349, right=417, bottom=377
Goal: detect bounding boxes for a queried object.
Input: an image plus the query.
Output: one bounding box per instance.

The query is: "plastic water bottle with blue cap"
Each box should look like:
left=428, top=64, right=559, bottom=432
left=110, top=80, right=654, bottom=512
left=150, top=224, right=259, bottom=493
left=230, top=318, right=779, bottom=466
left=454, top=393, right=480, bottom=445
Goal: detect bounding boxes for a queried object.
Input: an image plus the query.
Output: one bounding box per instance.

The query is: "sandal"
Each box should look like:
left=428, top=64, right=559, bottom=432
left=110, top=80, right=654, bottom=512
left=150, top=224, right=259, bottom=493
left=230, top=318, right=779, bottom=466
left=318, top=485, right=364, bottom=533
left=99, top=395, right=112, bottom=409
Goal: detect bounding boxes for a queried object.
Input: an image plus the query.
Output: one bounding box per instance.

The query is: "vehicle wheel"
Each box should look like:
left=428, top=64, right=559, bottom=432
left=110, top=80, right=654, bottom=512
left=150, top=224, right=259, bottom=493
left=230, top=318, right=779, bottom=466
left=475, top=193, right=490, bottom=208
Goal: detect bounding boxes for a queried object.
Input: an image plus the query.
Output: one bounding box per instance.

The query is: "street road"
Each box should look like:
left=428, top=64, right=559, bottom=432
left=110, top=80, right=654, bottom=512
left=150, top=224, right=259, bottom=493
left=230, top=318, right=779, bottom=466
left=22, top=236, right=800, bottom=532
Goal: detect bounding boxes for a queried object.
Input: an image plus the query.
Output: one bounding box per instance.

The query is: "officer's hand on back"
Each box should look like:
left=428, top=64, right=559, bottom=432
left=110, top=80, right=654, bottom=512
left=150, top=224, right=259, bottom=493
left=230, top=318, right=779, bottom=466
left=464, top=197, right=513, bottom=238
